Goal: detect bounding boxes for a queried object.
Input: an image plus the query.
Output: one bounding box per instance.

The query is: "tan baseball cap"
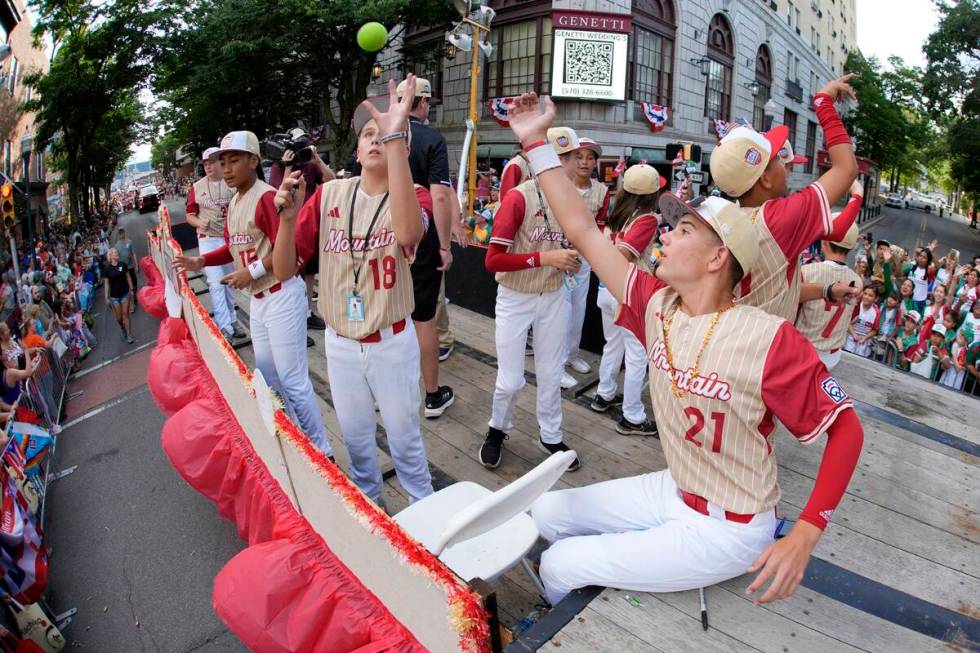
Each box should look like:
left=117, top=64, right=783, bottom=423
left=709, top=124, right=791, bottom=197
left=215, top=131, right=260, bottom=158
left=396, top=77, right=433, bottom=98
left=829, top=222, right=860, bottom=250
left=352, top=95, right=391, bottom=134
left=547, top=127, right=580, bottom=155
left=623, top=164, right=666, bottom=195
left=658, top=193, right=759, bottom=274
left=576, top=137, right=602, bottom=157
left=201, top=147, right=220, bottom=162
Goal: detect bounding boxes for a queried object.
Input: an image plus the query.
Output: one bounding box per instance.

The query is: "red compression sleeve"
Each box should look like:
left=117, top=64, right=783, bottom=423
left=813, top=93, right=851, bottom=148
left=826, top=194, right=862, bottom=242
left=798, top=408, right=863, bottom=530
left=202, top=245, right=233, bottom=266
left=485, top=245, right=541, bottom=273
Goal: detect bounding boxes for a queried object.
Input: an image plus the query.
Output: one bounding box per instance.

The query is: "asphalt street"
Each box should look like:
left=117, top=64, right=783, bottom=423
left=43, top=197, right=248, bottom=652
left=855, top=204, right=980, bottom=266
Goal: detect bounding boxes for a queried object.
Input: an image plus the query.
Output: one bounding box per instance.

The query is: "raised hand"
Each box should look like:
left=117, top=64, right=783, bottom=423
left=849, top=180, right=863, bottom=196
left=274, top=169, right=306, bottom=222
left=507, top=92, right=557, bottom=147
left=817, top=73, right=858, bottom=103
left=362, top=74, right=414, bottom=138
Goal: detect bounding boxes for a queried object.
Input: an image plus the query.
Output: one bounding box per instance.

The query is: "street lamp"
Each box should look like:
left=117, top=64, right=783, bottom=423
left=763, top=98, right=778, bottom=131
left=21, top=132, right=34, bottom=266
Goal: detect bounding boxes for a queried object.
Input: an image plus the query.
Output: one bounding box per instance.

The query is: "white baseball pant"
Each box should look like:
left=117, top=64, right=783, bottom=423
left=531, top=469, right=776, bottom=605
left=249, top=276, right=330, bottom=455
left=563, top=258, right=591, bottom=364
left=324, top=320, right=433, bottom=503
left=595, top=285, right=648, bottom=424
left=490, top=285, right=568, bottom=445
left=198, top=235, right=237, bottom=335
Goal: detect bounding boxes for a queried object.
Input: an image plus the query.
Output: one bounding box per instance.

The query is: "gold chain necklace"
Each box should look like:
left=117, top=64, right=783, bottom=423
left=661, top=300, right=735, bottom=397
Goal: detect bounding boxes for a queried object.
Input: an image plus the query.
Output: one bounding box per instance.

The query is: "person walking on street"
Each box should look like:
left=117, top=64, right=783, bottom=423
left=399, top=77, right=457, bottom=418
left=113, top=228, right=137, bottom=313
left=185, top=147, right=245, bottom=341
left=104, top=248, right=135, bottom=343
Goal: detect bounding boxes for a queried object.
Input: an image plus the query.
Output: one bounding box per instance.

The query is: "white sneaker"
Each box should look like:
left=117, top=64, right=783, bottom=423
left=567, top=357, right=591, bottom=374
left=560, top=372, right=577, bottom=389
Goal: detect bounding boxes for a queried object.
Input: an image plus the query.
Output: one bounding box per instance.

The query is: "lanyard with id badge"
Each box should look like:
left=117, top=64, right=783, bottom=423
left=532, top=180, right=580, bottom=289
left=346, top=181, right=389, bottom=322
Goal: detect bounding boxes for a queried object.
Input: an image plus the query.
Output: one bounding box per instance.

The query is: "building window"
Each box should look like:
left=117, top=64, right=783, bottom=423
left=484, top=16, right=552, bottom=98
left=784, top=109, right=798, bottom=151
left=630, top=0, right=676, bottom=109
left=402, top=38, right=444, bottom=105
left=753, top=45, right=773, bottom=132
left=804, top=120, right=817, bottom=173
left=7, top=57, right=17, bottom=93
left=703, top=13, right=734, bottom=121
left=3, top=141, right=10, bottom=177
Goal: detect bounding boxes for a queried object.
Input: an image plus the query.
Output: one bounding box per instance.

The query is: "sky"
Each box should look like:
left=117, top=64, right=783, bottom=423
left=855, top=0, right=939, bottom=69
left=125, top=0, right=942, bottom=165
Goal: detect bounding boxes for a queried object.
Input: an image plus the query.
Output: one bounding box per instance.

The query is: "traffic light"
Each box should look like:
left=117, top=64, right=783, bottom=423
left=1, top=183, right=14, bottom=231
left=665, top=143, right=702, bottom=165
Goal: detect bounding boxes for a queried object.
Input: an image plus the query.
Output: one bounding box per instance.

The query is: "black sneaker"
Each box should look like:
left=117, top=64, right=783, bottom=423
left=589, top=393, right=623, bottom=413
left=538, top=438, right=581, bottom=471
left=424, top=386, right=455, bottom=418
left=307, top=314, right=326, bottom=330
left=480, top=428, right=508, bottom=468
left=616, top=417, right=658, bottom=437
left=438, top=344, right=454, bottom=361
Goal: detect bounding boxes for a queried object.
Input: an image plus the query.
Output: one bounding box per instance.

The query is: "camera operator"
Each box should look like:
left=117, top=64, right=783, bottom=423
left=267, top=129, right=336, bottom=334
left=397, top=78, right=459, bottom=419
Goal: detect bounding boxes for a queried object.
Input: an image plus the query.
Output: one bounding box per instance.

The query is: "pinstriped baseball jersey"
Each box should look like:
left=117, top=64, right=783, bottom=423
left=795, top=261, right=863, bottom=353
left=492, top=179, right=566, bottom=294
left=227, top=179, right=279, bottom=296
left=616, top=264, right=853, bottom=514
left=316, top=177, right=417, bottom=340
left=191, top=177, right=234, bottom=238
left=617, top=213, right=660, bottom=275
left=734, top=184, right=833, bottom=322
left=578, top=179, right=608, bottom=218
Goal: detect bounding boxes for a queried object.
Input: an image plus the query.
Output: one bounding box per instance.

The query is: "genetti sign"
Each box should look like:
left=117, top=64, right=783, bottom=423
left=551, top=11, right=632, bottom=102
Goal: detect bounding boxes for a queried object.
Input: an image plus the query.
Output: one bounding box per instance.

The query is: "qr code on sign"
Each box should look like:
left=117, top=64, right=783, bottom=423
left=564, top=40, right=613, bottom=86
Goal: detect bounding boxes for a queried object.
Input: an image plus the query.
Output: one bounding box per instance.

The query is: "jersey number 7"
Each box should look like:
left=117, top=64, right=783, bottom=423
left=821, top=299, right=847, bottom=338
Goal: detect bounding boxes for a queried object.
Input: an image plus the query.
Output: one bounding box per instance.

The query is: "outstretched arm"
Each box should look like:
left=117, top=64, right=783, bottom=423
left=506, top=93, right=629, bottom=302
left=813, top=74, right=859, bottom=207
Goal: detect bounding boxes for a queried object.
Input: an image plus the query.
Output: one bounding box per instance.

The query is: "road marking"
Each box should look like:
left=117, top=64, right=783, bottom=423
left=72, top=340, right=157, bottom=379
left=60, top=386, right=149, bottom=430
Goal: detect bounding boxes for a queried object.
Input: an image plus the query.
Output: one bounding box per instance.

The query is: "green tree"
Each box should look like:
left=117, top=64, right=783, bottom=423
left=152, top=0, right=456, bottom=166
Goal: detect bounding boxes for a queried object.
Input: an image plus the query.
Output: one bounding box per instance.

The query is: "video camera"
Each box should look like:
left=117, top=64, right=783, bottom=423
left=261, top=127, right=322, bottom=167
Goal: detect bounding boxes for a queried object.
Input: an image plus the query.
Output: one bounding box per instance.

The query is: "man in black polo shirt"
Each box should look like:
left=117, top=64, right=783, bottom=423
left=398, top=77, right=456, bottom=418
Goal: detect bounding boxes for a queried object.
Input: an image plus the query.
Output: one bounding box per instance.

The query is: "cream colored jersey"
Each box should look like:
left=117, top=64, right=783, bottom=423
left=226, top=179, right=279, bottom=296
left=578, top=179, right=608, bottom=221
left=314, top=177, right=423, bottom=340
left=191, top=177, right=234, bottom=238
left=490, top=179, right=567, bottom=294
left=795, top=261, right=863, bottom=353
left=616, top=264, right=853, bottom=514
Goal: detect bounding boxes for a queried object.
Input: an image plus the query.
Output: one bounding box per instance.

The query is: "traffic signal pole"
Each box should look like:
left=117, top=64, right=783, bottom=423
left=0, top=183, right=16, bottom=279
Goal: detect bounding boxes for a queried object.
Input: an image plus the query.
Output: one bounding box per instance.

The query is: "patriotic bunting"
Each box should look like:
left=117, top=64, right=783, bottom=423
left=640, top=102, right=669, bottom=132
left=488, top=96, right=516, bottom=127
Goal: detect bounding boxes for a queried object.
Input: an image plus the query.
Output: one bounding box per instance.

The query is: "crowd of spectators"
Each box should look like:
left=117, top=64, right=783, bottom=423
left=844, top=238, right=980, bottom=392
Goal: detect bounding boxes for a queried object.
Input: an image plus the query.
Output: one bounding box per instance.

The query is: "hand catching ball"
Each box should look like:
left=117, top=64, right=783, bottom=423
left=357, top=22, right=388, bottom=53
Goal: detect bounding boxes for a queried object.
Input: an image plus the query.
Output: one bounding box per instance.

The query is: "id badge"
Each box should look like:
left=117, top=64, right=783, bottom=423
left=346, top=291, right=365, bottom=322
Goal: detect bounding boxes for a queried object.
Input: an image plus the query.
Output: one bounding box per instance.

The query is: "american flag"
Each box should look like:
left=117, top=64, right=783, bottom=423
left=640, top=103, right=669, bottom=132
left=488, top=97, right=517, bottom=127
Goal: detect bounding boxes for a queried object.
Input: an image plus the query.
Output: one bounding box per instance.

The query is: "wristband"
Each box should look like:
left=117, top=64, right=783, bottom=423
left=813, top=93, right=851, bottom=148
left=522, top=139, right=548, bottom=152
left=526, top=143, right=561, bottom=175
left=439, top=246, right=449, bottom=252
left=824, top=282, right=834, bottom=302
left=247, top=259, right=266, bottom=280
left=380, top=130, right=408, bottom=144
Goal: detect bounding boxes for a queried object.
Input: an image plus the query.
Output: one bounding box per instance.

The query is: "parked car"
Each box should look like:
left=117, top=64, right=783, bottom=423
left=884, top=193, right=906, bottom=208
left=138, top=185, right=160, bottom=213
left=906, top=193, right=938, bottom=213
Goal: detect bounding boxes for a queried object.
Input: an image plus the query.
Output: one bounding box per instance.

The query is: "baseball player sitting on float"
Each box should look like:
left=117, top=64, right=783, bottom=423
left=272, top=75, right=434, bottom=507
left=504, top=92, right=865, bottom=607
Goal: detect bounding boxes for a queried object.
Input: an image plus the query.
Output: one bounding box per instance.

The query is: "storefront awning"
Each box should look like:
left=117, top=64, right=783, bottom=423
left=476, top=144, right=519, bottom=159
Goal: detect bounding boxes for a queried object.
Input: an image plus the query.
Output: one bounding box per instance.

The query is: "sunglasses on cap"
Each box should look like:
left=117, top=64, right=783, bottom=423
left=777, top=142, right=808, bottom=166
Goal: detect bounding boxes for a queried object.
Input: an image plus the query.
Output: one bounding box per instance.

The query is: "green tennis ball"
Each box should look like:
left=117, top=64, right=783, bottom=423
left=357, top=22, right=388, bottom=53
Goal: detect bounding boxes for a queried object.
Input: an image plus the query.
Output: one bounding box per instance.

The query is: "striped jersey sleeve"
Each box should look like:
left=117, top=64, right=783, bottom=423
left=614, top=263, right=667, bottom=347
left=763, top=182, right=833, bottom=260
left=488, top=189, right=525, bottom=248
left=761, top=322, right=853, bottom=444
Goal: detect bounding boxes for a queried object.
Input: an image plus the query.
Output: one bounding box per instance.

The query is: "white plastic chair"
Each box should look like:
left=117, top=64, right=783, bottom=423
left=393, top=450, right=576, bottom=583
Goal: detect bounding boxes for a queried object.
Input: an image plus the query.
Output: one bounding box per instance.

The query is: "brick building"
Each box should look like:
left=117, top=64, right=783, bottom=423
left=368, top=0, right=860, bottom=196
left=1, top=0, right=51, bottom=241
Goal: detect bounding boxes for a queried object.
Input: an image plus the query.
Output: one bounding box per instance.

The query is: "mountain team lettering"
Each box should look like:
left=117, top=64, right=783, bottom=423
left=191, top=177, right=234, bottom=238
left=492, top=179, right=567, bottom=294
